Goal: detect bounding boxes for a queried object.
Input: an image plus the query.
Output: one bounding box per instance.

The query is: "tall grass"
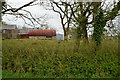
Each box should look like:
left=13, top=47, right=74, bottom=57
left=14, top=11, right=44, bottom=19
left=2, top=39, right=119, bottom=78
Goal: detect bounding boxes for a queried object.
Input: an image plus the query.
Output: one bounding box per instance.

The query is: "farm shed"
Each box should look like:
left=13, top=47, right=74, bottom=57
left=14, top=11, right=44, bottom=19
left=2, top=25, right=19, bottom=39
left=28, top=29, right=56, bottom=39
left=56, top=34, right=64, bottom=40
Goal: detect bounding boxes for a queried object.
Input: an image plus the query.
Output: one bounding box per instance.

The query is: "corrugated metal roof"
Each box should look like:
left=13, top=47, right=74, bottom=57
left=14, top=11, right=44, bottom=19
left=28, top=29, right=56, bottom=36
left=1, top=25, right=17, bottom=29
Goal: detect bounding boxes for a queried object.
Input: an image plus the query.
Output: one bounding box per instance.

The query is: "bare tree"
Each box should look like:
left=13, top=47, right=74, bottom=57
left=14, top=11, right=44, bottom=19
left=49, top=0, right=73, bottom=38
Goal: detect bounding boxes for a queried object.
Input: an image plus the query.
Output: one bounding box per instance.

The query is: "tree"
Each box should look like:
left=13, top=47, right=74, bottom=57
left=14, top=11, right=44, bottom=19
left=92, top=1, right=120, bottom=46
left=49, top=0, right=73, bottom=39
left=57, top=1, right=120, bottom=52
left=60, top=2, right=95, bottom=42
left=49, top=1, right=94, bottom=41
left=68, top=1, right=120, bottom=45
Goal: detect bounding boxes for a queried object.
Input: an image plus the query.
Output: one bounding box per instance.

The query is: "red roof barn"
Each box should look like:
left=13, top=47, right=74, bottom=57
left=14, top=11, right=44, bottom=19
left=19, top=29, right=56, bottom=39
left=28, top=29, right=56, bottom=36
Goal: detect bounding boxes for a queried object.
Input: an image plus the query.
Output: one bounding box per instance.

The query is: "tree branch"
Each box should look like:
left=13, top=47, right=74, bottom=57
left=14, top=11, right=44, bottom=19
left=2, top=0, right=38, bottom=14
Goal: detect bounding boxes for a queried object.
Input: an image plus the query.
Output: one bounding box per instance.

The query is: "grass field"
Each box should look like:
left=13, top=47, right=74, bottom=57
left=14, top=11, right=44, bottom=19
left=2, top=39, right=119, bottom=78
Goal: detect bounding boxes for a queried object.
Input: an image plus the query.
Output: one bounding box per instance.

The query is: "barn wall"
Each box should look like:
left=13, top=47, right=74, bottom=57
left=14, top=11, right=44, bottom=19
left=29, top=36, right=56, bottom=40
left=2, top=29, right=19, bottom=39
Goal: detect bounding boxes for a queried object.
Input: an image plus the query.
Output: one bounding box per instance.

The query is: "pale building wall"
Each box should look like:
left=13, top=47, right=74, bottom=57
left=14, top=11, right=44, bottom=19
left=29, top=36, right=56, bottom=40
left=56, top=34, right=64, bottom=40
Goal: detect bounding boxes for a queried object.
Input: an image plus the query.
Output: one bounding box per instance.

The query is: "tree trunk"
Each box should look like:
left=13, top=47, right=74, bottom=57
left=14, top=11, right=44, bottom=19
left=74, top=38, right=81, bottom=52
left=83, top=26, right=89, bottom=43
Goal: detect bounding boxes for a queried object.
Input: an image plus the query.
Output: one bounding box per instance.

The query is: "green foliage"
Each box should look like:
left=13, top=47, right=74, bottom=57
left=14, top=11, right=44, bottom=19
left=2, top=39, right=119, bottom=78
left=76, top=26, right=82, bottom=39
left=92, top=10, right=106, bottom=46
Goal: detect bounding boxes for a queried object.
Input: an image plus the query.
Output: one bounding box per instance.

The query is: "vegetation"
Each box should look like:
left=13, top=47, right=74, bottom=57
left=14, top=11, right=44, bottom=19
left=2, top=39, right=119, bottom=78
left=1, top=0, right=119, bottom=78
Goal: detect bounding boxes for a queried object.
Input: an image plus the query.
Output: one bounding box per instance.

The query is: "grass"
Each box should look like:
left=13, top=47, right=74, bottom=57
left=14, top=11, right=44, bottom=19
left=2, top=39, right=119, bottom=78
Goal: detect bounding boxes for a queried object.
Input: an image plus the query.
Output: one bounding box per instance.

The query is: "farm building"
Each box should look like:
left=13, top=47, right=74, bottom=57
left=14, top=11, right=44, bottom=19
left=19, top=29, right=56, bottom=40
left=28, top=29, right=56, bottom=39
left=2, top=25, right=19, bottom=39
left=56, top=34, right=64, bottom=40
left=18, top=33, right=29, bottom=39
